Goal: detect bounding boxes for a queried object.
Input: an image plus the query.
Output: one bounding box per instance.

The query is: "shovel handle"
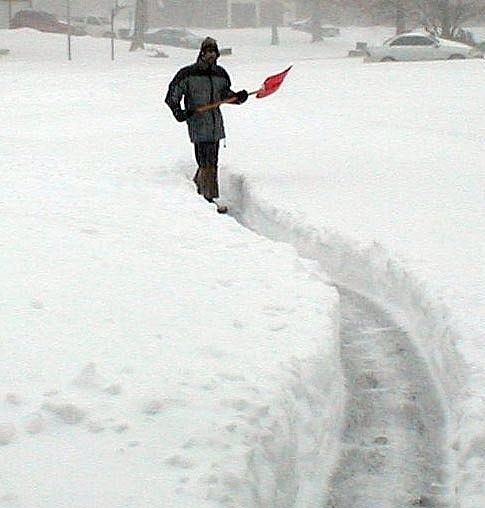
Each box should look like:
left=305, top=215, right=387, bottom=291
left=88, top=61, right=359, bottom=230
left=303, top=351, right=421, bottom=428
left=195, top=89, right=260, bottom=114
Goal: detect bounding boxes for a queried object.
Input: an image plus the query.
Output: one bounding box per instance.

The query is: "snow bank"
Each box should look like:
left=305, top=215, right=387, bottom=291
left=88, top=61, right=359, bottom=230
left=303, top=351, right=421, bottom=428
left=0, top=164, right=342, bottom=507
left=223, top=170, right=483, bottom=507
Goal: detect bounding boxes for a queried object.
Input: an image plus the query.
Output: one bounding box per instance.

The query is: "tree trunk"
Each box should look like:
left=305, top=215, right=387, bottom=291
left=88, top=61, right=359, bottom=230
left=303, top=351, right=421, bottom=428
left=271, top=24, right=279, bottom=45
left=270, top=0, right=279, bottom=45
left=396, top=0, right=406, bottom=34
left=130, top=0, right=147, bottom=51
left=310, top=0, right=323, bottom=43
left=439, top=0, right=451, bottom=38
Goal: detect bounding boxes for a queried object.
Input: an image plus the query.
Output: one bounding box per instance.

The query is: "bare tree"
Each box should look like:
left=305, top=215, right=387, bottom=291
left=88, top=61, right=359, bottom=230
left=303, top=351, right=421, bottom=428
left=346, top=0, right=484, bottom=38
left=414, top=0, right=485, bottom=39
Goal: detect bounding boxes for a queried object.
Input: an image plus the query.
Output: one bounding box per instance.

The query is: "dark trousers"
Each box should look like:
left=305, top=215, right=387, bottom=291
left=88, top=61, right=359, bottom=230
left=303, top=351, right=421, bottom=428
left=194, top=141, right=219, bottom=169
left=193, top=141, right=220, bottom=201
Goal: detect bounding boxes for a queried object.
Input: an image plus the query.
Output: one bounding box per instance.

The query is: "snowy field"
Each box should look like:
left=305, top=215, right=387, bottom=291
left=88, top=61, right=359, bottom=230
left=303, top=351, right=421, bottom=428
left=0, top=25, right=484, bottom=507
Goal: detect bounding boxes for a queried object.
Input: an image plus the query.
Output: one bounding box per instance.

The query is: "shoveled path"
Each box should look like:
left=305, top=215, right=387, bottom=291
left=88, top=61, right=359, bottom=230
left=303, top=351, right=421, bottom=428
left=325, top=287, right=451, bottom=508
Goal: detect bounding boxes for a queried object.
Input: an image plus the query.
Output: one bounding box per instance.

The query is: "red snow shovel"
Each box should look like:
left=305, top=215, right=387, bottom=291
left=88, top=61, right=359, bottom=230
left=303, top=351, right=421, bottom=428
left=196, top=65, right=292, bottom=114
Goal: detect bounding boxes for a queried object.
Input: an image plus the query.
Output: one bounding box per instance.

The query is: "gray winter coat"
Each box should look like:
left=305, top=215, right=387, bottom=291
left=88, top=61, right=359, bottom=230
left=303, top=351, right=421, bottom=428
left=165, top=58, right=236, bottom=143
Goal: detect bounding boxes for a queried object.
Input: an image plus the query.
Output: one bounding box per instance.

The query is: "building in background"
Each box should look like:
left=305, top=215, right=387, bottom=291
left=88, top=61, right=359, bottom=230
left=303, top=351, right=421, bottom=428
left=159, top=0, right=293, bottom=28
left=1, top=0, right=298, bottom=30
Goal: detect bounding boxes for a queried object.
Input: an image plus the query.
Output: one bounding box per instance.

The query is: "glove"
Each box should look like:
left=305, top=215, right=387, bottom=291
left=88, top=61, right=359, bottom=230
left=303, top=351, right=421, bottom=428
left=174, top=108, right=195, bottom=122
left=235, top=89, right=248, bottom=104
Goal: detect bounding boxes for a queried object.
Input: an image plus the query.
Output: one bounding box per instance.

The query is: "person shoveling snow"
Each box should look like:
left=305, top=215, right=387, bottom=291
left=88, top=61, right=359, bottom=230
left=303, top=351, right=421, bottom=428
left=165, top=36, right=291, bottom=213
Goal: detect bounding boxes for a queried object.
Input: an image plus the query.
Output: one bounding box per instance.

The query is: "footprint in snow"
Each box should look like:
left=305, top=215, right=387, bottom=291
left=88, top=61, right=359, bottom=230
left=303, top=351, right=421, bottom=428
left=165, top=454, right=194, bottom=469
left=220, top=398, right=250, bottom=412
left=74, top=363, right=122, bottom=395
left=73, top=362, right=103, bottom=388
left=5, top=393, right=22, bottom=406
left=232, top=320, right=244, bottom=329
left=142, top=399, right=165, bottom=416
left=263, top=304, right=291, bottom=316
left=24, top=413, right=45, bottom=435
left=216, top=278, right=233, bottom=288
left=86, top=420, right=105, bottom=434
left=103, top=383, right=122, bottom=395
left=112, top=423, right=130, bottom=433
left=373, top=436, right=389, bottom=446
left=0, top=422, right=16, bottom=445
left=80, top=228, right=99, bottom=236
left=217, top=373, right=246, bottom=383
left=142, top=398, right=186, bottom=416
left=41, top=402, right=86, bottom=425
left=268, top=321, right=288, bottom=331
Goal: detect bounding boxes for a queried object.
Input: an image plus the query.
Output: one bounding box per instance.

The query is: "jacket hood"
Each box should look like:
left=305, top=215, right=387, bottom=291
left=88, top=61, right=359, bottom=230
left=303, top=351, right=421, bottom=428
left=197, top=36, right=220, bottom=62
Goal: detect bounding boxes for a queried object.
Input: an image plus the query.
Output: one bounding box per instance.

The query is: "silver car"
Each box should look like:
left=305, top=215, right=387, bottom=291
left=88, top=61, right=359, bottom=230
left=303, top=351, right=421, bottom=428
left=365, top=32, right=484, bottom=62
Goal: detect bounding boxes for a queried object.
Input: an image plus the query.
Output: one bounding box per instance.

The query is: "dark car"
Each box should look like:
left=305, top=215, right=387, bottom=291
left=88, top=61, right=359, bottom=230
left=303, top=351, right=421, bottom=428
left=290, top=18, right=340, bottom=37
left=9, top=10, right=86, bottom=36
left=143, top=27, right=204, bottom=49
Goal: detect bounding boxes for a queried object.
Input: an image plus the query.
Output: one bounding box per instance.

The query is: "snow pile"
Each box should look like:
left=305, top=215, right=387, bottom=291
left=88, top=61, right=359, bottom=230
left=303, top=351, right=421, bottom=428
left=1, top=129, right=341, bottom=506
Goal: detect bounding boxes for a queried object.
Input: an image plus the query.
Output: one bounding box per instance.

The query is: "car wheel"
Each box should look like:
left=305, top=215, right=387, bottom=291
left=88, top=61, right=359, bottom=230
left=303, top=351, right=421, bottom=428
left=448, top=54, right=465, bottom=60
left=380, top=57, right=396, bottom=62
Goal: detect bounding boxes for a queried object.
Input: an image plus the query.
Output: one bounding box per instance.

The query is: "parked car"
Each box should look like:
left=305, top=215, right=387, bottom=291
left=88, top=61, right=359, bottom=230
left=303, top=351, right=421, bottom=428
left=71, top=15, right=113, bottom=38
left=9, top=9, right=86, bottom=36
left=365, top=32, right=484, bottom=62
left=290, top=18, right=340, bottom=37
left=143, top=27, right=204, bottom=49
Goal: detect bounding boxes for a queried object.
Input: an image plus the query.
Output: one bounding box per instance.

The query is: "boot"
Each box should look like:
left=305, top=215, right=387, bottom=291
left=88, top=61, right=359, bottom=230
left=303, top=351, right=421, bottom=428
left=195, top=166, right=219, bottom=202
left=204, top=166, right=219, bottom=202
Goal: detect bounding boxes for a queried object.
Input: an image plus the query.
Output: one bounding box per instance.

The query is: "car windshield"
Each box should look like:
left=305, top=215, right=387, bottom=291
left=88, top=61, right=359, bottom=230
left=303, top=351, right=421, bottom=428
left=384, top=33, right=438, bottom=45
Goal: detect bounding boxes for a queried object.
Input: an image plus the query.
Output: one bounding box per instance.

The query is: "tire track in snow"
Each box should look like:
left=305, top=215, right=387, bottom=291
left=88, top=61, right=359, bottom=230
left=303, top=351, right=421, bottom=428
left=326, top=287, right=450, bottom=508
left=223, top=174, right=454, bottom=508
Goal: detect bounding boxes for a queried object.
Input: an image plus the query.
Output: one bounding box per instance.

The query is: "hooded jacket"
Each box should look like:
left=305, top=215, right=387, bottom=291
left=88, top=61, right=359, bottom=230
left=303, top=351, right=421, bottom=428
left=165, top=41, right=236, bottom=143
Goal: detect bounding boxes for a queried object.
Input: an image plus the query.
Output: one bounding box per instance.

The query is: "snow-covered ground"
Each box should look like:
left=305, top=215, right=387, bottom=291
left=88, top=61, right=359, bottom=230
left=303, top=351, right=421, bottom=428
left=0, top=26, right=483, bottom=507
